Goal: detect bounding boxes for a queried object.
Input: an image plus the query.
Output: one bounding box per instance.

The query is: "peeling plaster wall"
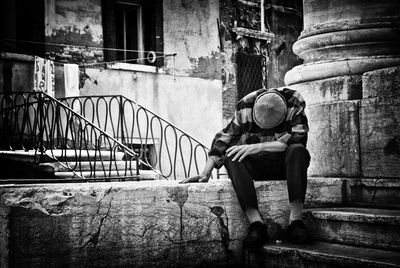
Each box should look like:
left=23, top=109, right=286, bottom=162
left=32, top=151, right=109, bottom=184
left=0, top=178, right=344, bottom=267
left=163, top=0, right=222, bottom=79
left=45, top=0, right=103, bottom=62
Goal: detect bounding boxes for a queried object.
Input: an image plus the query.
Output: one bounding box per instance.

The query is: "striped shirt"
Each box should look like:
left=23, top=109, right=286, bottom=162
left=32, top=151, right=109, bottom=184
left=209, top=87, right=309, bottom=168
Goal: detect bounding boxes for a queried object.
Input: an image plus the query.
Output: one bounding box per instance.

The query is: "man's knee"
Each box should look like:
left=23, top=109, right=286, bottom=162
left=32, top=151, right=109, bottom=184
left=285, top=144, right=310, bottom=163
left=224, top=154, right=251, bottom=168
left=223, top=154, right=234, bottom=167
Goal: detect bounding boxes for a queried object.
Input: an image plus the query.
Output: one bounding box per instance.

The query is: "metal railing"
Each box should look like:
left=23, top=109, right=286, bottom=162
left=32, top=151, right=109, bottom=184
left=58, top=95, right=212, bottom=180
left=0, top=92, right=163, bottom=181
left=0, top=92, right=213, bottom=181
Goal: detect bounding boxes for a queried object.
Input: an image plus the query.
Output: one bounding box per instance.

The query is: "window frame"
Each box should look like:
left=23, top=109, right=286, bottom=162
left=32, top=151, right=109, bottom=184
left=102, top=0, right=163, bottom=68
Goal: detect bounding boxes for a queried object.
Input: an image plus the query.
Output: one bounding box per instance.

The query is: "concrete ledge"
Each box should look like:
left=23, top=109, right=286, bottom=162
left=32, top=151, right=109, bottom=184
left=0, top=178, right=344, bottom=267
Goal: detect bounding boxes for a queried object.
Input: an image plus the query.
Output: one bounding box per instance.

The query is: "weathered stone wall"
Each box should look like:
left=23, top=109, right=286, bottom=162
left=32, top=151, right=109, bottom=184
left=360, top=66, right=400, bottom=178
left=286, top=0, right=400, bottom=178
left=163, top=0, right=221, bottom=79
left=45, top=0, right=104, bottom=63
left=0, top=178, right=344, bottom=267
left=218, top=0, right=237, bottom=124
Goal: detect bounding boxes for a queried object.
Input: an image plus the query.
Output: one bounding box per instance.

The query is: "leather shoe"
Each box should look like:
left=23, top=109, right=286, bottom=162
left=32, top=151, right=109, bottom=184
left=287, top=220, right=311, bottom=244
left=243, top=221, right=269, bottom=248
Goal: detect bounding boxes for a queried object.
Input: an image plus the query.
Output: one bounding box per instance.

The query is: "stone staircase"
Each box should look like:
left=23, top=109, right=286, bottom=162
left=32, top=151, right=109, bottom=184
left=247, top=178, right=400, bottom=268
left=0, top=149, right=159, bottom=183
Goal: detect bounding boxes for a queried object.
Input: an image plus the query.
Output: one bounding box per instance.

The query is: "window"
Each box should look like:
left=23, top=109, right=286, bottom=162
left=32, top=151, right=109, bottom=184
left=236, top=52, right=264, bottom=100
left=102, top=0, right=163, bottom=66
left=116, top=2, right=144, bottom=63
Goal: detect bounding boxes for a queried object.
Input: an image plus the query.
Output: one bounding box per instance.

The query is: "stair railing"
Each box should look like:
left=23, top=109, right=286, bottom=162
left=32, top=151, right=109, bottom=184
left=58, top=95, right=214, bottom=180
left=0, top=91, right=164, bottom=182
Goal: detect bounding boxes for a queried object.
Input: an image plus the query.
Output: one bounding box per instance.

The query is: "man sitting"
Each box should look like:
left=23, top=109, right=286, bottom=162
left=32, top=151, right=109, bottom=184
left=181, top=87, right=311, bottom=247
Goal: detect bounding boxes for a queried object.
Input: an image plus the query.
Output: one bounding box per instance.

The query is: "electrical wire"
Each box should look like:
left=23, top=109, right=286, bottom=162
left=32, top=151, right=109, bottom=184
left=0, top=39, right=177, bottom=67
left=1, top=38, right=167, bottom=55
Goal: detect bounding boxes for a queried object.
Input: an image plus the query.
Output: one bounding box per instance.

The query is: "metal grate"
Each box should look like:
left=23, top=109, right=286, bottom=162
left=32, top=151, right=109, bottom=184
left=236, top=52, right=263, bottom=100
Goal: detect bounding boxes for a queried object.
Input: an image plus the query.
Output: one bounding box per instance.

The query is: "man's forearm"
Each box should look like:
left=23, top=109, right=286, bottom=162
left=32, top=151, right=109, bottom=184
left=201, top=158, right=216, bottom=176
left=258, top=141, right=288, bottom=152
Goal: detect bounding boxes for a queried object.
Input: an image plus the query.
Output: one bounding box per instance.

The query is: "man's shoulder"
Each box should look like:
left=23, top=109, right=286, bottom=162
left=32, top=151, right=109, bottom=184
left=276, top=87, right=305, bottom=104
left=275, top=86, right=297, bottom=95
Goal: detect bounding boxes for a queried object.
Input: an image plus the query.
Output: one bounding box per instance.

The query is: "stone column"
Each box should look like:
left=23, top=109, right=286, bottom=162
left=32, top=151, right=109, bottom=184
left=285, top=0, right=400, bottom=177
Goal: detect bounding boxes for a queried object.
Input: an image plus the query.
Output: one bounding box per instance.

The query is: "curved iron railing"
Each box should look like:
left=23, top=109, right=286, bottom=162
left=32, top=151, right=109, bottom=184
left=58, top=95, right=212, bottom=180
left=0, top=92, right=163, bottom=181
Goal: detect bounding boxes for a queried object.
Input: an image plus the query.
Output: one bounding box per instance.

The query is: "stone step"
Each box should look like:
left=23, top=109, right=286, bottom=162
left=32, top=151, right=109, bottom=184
left=54, top=169, right=160, bottom=180
left=347, top=178, right=400, bottom=205
left=254, top=241, right=400, bottom=268
left=0, top=149, right=128, bottom=162
left=0, top=150, right=51, bottom=163
left=303, top=207, right=400, bottom=251
left=45, top=149, right=127, bottom=161
left=39, top=160, right=138, bottom=172
left=0, top=170, right=161, bottom=184
left=347, top=202, right=400, bottom=210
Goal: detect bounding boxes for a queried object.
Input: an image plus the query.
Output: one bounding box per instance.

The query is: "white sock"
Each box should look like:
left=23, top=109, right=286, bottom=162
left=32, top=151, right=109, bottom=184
left=245, top=207, right=263, bottom=224
left=289, top=199, right=303, bottom=224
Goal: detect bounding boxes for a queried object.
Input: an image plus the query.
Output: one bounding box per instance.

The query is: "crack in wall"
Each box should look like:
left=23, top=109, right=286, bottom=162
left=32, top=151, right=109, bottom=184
left=211, top=206, right=230, bottom=250
left=166, top=186, right=188, bottom=240
left=82, top=187, right=114, bottom=248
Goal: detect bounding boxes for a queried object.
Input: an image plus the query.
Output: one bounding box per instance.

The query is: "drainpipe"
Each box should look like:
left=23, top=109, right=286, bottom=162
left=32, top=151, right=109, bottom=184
left=260, top=0, right=265, bottom=32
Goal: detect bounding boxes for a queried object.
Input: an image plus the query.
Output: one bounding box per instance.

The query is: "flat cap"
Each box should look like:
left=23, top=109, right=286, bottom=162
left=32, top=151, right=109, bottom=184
left=253, top=91, right=287, bottom=129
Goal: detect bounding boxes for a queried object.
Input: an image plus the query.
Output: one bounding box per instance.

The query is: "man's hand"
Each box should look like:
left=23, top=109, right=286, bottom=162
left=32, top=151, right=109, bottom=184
left=226, top=144, right=261, bottom=162
left=180, top=158, right=215, bottom=183
left=179, top=173, right=211, bottom=184
left=226, top=141, right=288, bottom=162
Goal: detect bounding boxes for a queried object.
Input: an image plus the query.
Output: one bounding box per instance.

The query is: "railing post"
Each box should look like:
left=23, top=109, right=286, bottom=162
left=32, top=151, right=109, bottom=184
left=37, top=93, right=46, bottom=161
left=119, top=96, right=125, bottom=144
left=2, top=94, right=12, bottom=150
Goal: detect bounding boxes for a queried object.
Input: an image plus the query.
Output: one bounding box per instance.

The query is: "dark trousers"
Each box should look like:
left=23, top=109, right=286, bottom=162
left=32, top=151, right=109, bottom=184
left=224, top=143, right=310, bottom=211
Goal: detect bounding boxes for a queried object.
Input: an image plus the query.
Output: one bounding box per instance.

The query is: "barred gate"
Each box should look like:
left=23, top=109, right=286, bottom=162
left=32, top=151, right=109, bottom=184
left=236, top=52, right=264, bottom=100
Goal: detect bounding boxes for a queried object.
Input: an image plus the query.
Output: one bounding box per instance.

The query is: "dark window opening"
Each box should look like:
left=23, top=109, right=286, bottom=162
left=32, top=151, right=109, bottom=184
left=103, top=0, right=163, bottom=66
left=236, top=52, right=263, bottom=100
left=0, top=0, right=45, bottom=57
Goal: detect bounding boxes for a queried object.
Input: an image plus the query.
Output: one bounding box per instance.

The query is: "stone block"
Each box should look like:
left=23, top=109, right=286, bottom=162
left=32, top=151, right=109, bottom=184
left=304, top=207, right=400, bottom=251
left=261, top=241, right=400, bottom=268
left=0, top=178, right=344, bottom=267
left=362, top=66, right=400, bottom=98
left=289, top=75, right=362, bottom=105
left=360, top=97, right=400, bottom=178
left=307, top=101, right=361, bottom=177
left=347, top=178, right=400, bottom=205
